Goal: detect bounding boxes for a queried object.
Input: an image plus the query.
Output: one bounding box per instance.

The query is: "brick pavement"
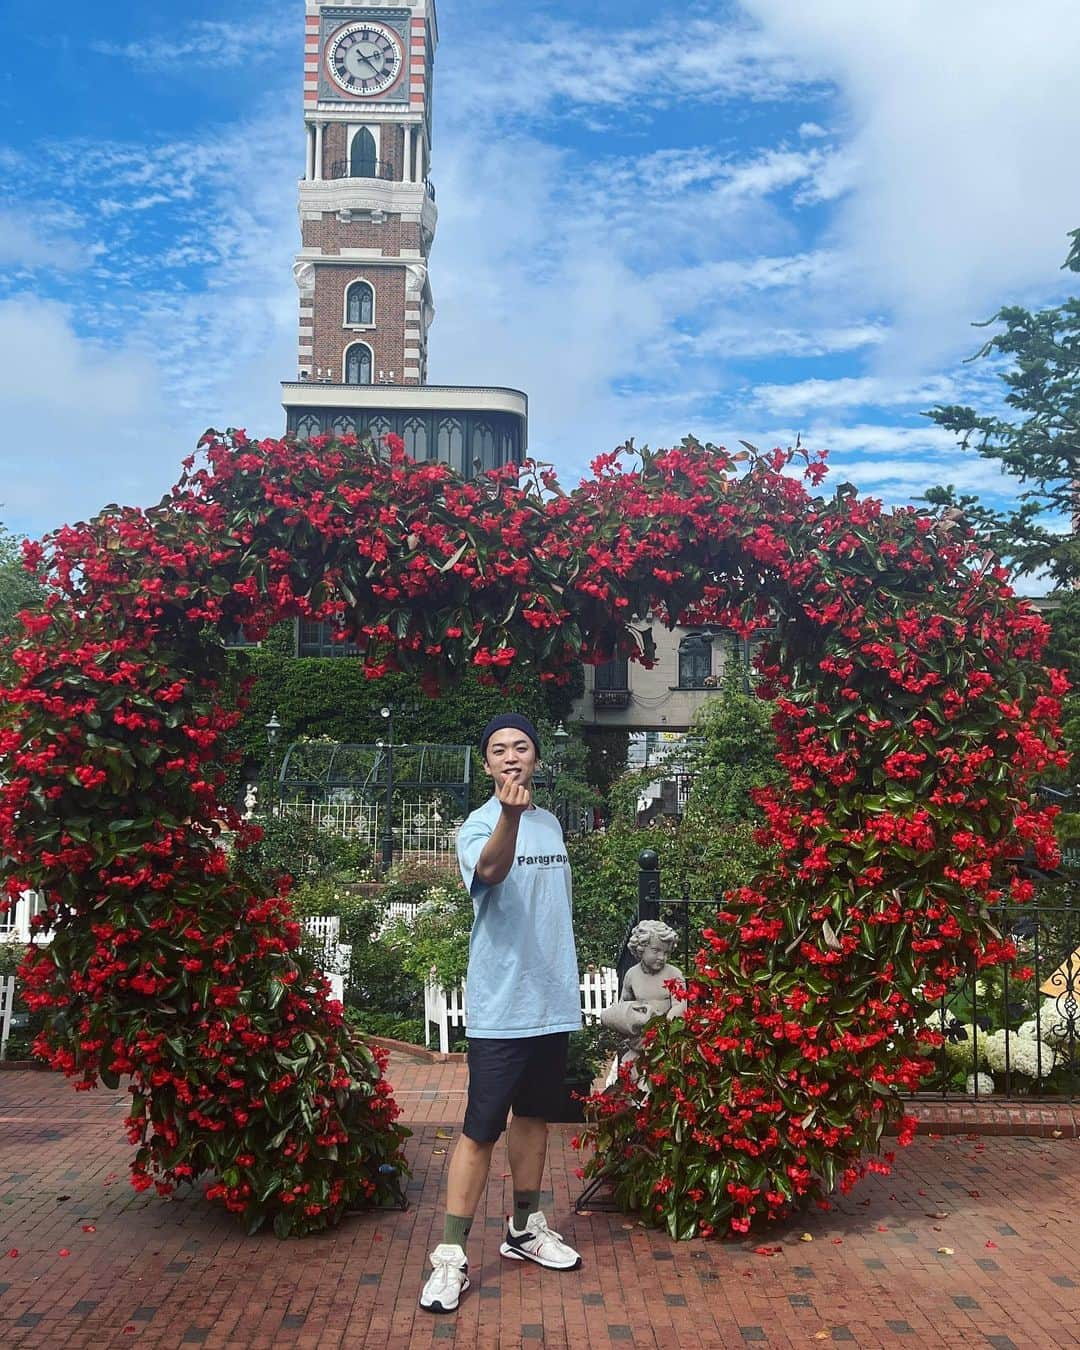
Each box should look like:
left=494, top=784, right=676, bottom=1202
left=1, top=1057, right=1078, bottom=1349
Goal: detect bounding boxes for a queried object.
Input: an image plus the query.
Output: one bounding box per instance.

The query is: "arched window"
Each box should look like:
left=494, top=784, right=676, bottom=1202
left=295, top=414, right=322, bottom=441
left=678, top=633, right=712, bottom=689
left=332, top=413, right=356, bottom=438
left=404, top=416, right=428, bottom=461
left=437, top=417, right=464, bottom=471
left=345, top=280, right=373, bottom=326
left=344, top=342, right=372, bottom=385
left=368, top=416, right=391, bottom=453
left=472, top=422, right=496, bottom=472
left=350, top=127, right=377, bottom=178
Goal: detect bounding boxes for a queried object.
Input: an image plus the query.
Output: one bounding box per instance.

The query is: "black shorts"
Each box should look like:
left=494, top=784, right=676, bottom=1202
left=463, top=1033, right=570, bottom=1143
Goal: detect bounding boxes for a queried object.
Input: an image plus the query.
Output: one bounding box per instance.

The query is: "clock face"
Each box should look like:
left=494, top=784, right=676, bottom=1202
left=327, top=22, right=403, bottom=97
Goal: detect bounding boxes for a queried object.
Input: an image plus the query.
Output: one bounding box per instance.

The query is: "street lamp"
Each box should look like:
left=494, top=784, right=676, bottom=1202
left=379, top=705, right=394, bottom=873
left=265, top=710, right=282, bottom=813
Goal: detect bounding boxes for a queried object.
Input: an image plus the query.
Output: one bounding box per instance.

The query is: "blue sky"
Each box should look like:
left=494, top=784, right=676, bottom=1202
left=3, top=0, right=1080, bottom=580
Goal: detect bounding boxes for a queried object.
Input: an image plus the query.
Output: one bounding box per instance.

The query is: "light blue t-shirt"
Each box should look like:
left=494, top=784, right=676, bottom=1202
left=456, top=796, right=582, bottom=1039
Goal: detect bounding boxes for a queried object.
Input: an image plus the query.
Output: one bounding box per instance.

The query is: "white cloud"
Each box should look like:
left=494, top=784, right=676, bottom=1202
left=742, top=0, right=1080, bottom=364
left=438, top=15, right=816, bottom=121
left=0, top=106, right=301, bottom=535
left=749, top=373, right=959, bottom=416
left=91, top=19, right=291, bottom=71
left=0, top=297, right=163, bottom=530
left=0, top=208, right=85, bottom=271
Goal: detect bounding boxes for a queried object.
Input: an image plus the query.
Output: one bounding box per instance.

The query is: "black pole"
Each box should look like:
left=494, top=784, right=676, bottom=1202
left=638, top=848, right=660, bottom=923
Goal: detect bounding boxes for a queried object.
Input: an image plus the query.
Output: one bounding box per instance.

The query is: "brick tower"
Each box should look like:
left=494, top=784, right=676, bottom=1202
left=283, top=1, right=527, bottom=476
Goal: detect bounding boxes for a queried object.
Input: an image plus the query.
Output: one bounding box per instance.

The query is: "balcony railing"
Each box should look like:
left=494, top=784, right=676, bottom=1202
left=593, top=689, right=630, bottom=709
left=327, top=159, right=396, bottom=182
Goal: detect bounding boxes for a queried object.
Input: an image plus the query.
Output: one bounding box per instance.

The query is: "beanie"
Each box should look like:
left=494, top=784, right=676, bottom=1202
left=479, top=713, right=541, bottom=759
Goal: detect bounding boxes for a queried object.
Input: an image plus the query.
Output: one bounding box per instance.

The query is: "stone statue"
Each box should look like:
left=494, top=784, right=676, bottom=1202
left=601, top=920, right=685, bottom=1082
left=243, top=782, right=258, bottom=820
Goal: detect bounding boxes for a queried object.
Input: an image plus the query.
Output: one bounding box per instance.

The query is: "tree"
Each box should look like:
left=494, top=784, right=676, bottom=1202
left=681, top=652, right=780, bottom=825
left=0, top=520, right=45, bottom=638
left=924, top=229, right=1080, bottom=588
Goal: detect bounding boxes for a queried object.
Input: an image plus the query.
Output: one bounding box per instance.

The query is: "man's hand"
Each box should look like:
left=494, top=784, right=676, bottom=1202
left=496, top=777, right=531, bottom=816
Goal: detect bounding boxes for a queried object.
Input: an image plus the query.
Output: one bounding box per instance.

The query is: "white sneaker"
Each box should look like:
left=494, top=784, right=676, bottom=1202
left=500, top=1211, right=582, bottom=1270
left=419, top=1243, right=470, bottom=1313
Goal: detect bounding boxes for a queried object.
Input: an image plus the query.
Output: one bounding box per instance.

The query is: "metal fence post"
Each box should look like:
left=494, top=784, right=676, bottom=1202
left=638, top=848, right=660, bottom=923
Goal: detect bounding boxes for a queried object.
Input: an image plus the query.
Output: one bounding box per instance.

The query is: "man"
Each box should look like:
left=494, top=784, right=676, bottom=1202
left=419, top=712, right=583, bottom=1314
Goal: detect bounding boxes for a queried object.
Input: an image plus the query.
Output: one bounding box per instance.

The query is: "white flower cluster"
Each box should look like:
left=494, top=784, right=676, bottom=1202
left=981, top=1026, right=1057, bottom=1077
left=942, top=1023, right=981, bottom=1071
left=1027, top=999, right=1080, bottom=1049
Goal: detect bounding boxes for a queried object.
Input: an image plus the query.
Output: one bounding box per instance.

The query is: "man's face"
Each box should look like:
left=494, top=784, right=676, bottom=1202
left=483, top=728, right=538, bottom=792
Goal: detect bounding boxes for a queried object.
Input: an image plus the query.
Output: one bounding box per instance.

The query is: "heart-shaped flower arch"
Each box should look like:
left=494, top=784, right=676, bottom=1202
left=0, top=430, right=1064, bottom=1238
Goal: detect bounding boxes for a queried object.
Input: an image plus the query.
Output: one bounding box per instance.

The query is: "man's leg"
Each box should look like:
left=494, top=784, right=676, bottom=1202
left=421, top=1039, right=520, bottom=1313
left=499, top=1036, right=581, bottom=1270
left=507, top=1113, right=547, bottom=1227
left=444, top=1132, right=496, bottom=1243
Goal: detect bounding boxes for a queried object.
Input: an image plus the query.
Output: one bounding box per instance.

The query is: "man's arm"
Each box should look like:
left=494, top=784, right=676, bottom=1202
left=473, top=779, right=531, bottom=886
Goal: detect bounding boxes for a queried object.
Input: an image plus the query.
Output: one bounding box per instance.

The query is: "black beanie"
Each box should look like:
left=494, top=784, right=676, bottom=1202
left=479, top=713, right=541, bottom=758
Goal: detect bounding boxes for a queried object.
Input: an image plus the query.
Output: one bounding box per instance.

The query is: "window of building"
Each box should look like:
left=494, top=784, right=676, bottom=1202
left=678, top=633, right=712, bottom=689
left=404, top=416, right=428, bottom=461
left=350, top=127, right=377, bottom=178
left=594, top=657, right=629, bottom=691
left=295, top=413, right=322, bottom=440
left=345, top=342, right=373, bottom=385
left=332, top=413, right=356, bottom=438
left=368, top=416, right=392, bottom=454
left=345, top=279, right=374, bottom=326
left=472, top=422, right=496, bottom=471
left=298, top=620, right=361, bottom=658
left=221, top=625, right=261, bottom=649
left=437, top=417, right=464, bottom=471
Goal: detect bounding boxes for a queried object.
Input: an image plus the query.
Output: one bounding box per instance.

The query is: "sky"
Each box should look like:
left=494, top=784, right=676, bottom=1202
left=2, top=0, right=1080, bottom=578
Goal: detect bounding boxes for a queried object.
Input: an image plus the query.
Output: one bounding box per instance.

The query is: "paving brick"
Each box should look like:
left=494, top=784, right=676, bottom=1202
left=3, top=1057, right=1080, bottom=1350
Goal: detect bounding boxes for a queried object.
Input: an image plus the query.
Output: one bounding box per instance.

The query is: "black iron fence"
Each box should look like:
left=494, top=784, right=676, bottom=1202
left=622, top=851, right=1080, bottom=1103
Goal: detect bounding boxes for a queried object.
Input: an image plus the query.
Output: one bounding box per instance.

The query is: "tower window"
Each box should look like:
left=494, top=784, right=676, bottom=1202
left=345, top=279, right=374, bottom=326
left=350, top=127, right=378, bottom=178
left=678, top=634, right=712, bottom=689
left=344, top=342, right=373, bottom=385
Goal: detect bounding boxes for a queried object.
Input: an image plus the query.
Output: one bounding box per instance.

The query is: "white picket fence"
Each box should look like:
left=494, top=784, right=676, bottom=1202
left=0, top=891, right=50, bottom=945
left=1, top=975, right=16, bottom=1060
left=423, top=966, right=620, bottom=1055
left=301, top=916, right=352, bottom=1004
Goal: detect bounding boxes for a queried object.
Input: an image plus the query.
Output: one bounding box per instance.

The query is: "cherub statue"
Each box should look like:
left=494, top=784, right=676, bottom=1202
left=601, top=920, right=686, bottom=1063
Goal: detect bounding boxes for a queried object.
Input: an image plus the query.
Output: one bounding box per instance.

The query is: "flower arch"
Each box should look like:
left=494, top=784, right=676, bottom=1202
left=0, top=430, right=1064, bottom=1238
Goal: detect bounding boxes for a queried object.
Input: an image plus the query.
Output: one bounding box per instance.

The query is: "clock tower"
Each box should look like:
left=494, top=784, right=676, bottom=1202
left=293, top=0, right=435, bottom=388
left=283, top=1, right=527, bottom=480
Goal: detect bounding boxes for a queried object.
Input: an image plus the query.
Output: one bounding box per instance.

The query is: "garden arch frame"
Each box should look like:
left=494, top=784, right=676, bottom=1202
left=0, top=430, right=1064, bottom=1239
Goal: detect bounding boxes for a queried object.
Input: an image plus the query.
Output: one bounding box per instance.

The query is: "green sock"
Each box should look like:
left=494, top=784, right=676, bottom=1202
left=513, top=1190, right=540, bottom=1228
left=443, top=1213, right=472, bottom=1251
